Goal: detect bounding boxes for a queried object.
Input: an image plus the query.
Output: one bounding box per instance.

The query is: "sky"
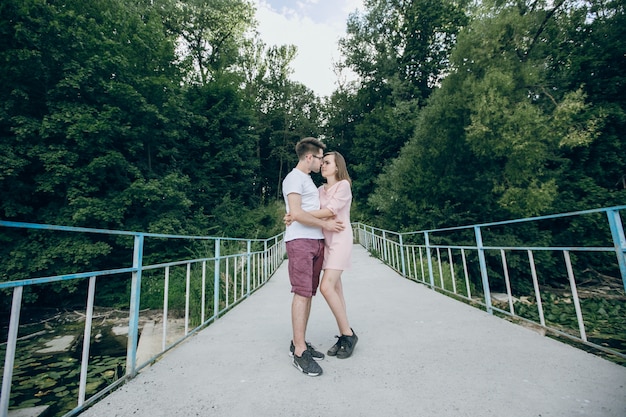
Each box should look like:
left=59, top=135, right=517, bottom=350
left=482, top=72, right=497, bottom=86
left=252, top=0, right=365, bottom=97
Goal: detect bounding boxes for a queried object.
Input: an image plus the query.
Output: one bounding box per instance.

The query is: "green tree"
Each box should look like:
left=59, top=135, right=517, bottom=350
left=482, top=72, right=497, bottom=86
left=330, top=0, right=470, bottom=207
left=159, top=0, right=256, bottom=85
left=240, top=41, right=323, bottom=202
left=368, top=0, right=620, bottom=229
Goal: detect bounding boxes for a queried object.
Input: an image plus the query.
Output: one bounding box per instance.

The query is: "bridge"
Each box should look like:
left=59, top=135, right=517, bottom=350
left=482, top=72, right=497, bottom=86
left=1, top=206, right=626, bottom=416
left=77, top=243, right=626, bottom=417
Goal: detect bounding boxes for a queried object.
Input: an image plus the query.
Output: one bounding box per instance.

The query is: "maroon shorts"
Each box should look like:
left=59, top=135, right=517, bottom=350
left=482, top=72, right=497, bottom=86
left=286, top=239, right=324, bottom=297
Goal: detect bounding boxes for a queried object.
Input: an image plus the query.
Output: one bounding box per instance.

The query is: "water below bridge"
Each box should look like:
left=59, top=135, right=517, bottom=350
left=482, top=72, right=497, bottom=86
left=79, top=245, right=626, bottom=417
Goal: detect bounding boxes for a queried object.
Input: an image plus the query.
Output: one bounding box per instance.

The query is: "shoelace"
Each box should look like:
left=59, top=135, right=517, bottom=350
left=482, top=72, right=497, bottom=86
left=332, top=335, right=343, bottom=348
left=339, top=334, right=354, bottom=350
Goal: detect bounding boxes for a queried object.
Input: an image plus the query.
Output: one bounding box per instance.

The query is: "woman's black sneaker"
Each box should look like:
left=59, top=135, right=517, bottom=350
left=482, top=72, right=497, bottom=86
left=336, top=330, right=358, bottom=359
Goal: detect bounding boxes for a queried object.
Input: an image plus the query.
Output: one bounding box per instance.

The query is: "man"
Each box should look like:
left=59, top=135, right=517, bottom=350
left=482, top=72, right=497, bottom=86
left=282, top=137, right=344, bottom=376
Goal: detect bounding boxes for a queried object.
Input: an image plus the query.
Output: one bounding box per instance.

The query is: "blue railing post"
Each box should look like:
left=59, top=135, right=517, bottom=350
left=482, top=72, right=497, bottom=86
left=424, top=232, right=435, bottom=288
left=246, top=240, right=252, bottom=297
left=382, top=231, right=388, bottom=263
left=607, top=209, right=626, bottom=293
left=126, top=233, right=144, bottom=377
left=214, top=238, right=221, bottom=318
left=264, top=240, right=268, bottom=283
left=0, top=286, right=23, bottom=417
left=474, top=226, right=493, bottom=314
left=399, top=233, right=407, bottom=278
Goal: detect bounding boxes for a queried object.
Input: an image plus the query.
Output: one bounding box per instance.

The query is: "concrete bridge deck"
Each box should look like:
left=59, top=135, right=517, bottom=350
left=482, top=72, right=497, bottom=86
left=80, top=245, right=626, bottom=417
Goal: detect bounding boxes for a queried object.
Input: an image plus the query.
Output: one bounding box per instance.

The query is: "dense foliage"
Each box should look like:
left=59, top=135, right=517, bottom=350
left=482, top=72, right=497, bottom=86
left=1, top=0, right=624, bottom=305
left=362, top=0, right=625, bottom=230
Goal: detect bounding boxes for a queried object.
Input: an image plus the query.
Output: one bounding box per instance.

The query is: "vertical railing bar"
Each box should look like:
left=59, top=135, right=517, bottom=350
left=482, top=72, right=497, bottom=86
left=606, top=209, right=626, bottom=292
left=230, top=257, right=234, bottom=304
left=126, top=233, right=144, bottom=378
left=1, top=286, right=24, bottom=417
left=382, top=231, right=388, bottom=263
left=528, top=250, right=545, bottom=327
left=411, top=247, right=417, bottom=280
left=372, top=235, right=378, bottom=262
left=236, top=255, right=240, bottom=300
left=214, top=239, right=221, bottom=319
left=425, top=232, right=435, bottom=288
left=256, top=251, right=260, bottom=287
left=437, top=248, right=444, bottom=289
left=162, top=266, right=169, bottom=351
left=256, top=251, right=260, bottom=286
left=263, top=240, right=268, bottom=283
left=393, top=241, right=399, bottom=271
left=500, top=249, right=515, bottom=315
left=419, top=246, right=425, bottom=283
left=461, top=249, right=471, bottom=299
left=251, top=251, right=256, bottom=288
left=78, top=276, right=97, bottom=406
left=381, top=237, right=390, bottom=264
left=397, top=242, right=401, bottom=271
left=184, top=263, right=190, bottom=335
left=251, top=252, right=254, bottom=290
left=372, top=230, right=376, bottom=256
left=372, top=228, right=376, bottom=252
left=564, top=250, right=587, bottom=341
left=201, top=261, right=206, bottom=324
left=239, top=255, right=245, bottom=298
left=232, top=256, right=236, bottom=303
left=399, top=234, right=406, bottom=277
left=239, top=254, right=244, bottom=299
left=474, top=226, right=493, bottom=314
left=448, top=248, right=457, bottom=294
left=247, top=241, right=252, bottom=296
left=226, top=257, right=230, bottom=308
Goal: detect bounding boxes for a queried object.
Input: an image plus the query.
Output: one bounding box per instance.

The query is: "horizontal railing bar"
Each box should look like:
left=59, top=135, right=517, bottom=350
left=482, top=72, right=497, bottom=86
left=401, top=245, right=615, bottom=252
left=0, top=267, right=137, bottom=289
left=0, top=220, right=283, bottom=243
left=354, top=205, right=626, bottom=237
left=0, top=249, right=281, bottom=288
left=141, top=252, right=267, bottom=272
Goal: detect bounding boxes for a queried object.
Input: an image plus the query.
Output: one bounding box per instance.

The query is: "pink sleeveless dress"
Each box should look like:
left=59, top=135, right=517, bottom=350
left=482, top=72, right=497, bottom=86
left=319, top=180, right=353, bottom=270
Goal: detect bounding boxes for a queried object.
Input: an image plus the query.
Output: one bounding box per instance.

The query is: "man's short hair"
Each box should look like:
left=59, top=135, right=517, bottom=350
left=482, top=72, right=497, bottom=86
left=295, top=137, right=326, bottom=159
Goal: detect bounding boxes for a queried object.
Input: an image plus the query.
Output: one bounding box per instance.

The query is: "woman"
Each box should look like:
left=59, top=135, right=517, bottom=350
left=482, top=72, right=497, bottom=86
left=286, top=151, right=358, bottom=358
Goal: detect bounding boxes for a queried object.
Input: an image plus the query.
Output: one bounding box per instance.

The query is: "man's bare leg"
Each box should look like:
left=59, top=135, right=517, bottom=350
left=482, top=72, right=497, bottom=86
left=292, top=293, right=312, bottom=356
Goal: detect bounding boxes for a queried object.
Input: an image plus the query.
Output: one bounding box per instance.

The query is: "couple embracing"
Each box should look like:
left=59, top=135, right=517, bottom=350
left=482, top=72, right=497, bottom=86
left=282, top=137, right=358, bottom=377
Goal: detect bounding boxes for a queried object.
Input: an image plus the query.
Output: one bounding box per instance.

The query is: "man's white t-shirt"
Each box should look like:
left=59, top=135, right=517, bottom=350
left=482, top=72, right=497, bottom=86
left=282, top=168, right=324, bottom=242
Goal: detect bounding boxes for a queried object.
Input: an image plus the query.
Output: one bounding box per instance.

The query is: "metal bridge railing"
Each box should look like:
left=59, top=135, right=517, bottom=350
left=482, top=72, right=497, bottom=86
left=0, top=222, right=285, bottom=417
left=354, top=206, right=626, bottom=361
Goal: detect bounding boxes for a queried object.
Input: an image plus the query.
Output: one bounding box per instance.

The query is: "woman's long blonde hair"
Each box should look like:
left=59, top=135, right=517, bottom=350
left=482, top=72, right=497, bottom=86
left=325, top=151, right=351, bottom=185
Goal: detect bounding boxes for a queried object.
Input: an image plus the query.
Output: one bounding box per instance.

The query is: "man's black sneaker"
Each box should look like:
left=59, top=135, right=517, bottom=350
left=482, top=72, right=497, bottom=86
left=336, top=329, right=358, bottom=359
left=327, top=336, right=342, bottom=356
left=292, top=349, right=323, bottom=376
left=289, top=341, right=325, bottom=361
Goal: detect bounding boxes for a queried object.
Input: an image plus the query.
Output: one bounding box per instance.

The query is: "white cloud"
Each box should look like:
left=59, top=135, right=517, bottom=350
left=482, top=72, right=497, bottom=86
left=253, top=0, right=363, bottom=97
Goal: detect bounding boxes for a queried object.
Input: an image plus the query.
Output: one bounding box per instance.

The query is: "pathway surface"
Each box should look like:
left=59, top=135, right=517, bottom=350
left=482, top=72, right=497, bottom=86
left=80, top=245, right=626, bottom=417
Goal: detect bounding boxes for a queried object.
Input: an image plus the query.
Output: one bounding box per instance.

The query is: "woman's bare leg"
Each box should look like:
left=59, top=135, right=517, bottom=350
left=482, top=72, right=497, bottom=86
left=320, top=269, right=352, bottom=336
